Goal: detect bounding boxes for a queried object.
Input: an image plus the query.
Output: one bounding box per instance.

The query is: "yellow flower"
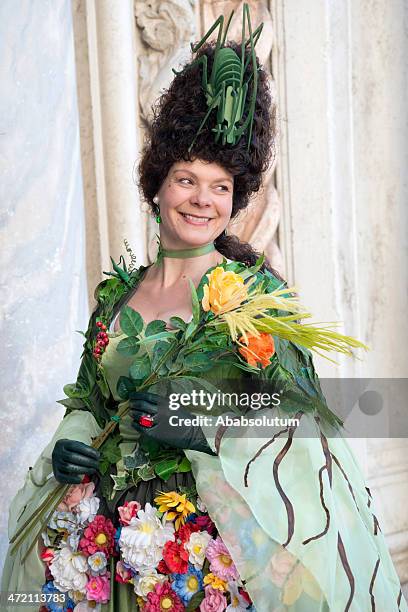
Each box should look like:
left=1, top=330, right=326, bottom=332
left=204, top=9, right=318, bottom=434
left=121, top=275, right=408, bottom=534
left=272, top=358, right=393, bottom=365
left=202, top=267, right=252, bottom=315
left=203, top=572, right=227, bottom=591
left=154, top=491, right=195, bottom=530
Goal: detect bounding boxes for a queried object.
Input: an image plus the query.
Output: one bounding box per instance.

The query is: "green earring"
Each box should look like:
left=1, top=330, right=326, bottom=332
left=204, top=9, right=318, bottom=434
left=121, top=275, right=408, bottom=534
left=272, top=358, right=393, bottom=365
left=155, top=211, right=162, bottom=224
left=153, top=196, right=161, bottom=223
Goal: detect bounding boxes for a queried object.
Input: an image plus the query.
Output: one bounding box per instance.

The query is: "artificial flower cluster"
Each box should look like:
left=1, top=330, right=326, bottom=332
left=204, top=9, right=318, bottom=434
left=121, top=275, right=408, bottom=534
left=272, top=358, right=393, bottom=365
left=115, top=490, right=254, bottom=611
left=40, top=476, right=113, bottom=611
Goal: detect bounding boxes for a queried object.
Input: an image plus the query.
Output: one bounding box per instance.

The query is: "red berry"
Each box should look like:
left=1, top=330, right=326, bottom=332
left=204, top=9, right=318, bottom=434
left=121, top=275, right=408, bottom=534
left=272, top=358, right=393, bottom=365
left=96, top=321, right=102, bottom=328
left=94, top=347, right=101, bottom=354
left=98, top=340, right=105, bottom=347
left=101, top=324, right=107, bottom=331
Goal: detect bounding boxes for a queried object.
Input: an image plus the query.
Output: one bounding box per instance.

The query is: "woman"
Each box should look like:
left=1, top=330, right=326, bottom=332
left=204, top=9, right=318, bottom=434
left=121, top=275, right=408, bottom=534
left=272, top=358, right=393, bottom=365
left=2, top=10, right=407, bottom=612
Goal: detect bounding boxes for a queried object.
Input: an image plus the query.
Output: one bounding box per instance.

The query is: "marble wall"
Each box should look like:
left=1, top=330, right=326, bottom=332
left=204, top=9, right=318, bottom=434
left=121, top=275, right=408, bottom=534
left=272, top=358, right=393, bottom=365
left=0, top=0, right=88, bottom=571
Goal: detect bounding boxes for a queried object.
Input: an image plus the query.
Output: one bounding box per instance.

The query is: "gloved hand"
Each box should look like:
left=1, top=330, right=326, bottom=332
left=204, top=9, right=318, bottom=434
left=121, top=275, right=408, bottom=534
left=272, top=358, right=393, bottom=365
left=52, top=439, right=101, bottom=484
left=129, top=391, right=217, bottom=456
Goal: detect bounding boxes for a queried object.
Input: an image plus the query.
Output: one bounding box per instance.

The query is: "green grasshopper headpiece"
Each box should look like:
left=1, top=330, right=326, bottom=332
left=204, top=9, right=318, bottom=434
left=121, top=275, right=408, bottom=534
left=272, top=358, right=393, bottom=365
left=172, top=3, right=264, bottom=153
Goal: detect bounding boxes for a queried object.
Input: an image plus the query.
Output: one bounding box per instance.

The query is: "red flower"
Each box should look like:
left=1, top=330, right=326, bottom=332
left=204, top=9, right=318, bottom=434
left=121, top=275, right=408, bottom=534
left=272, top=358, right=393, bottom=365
left=176, top=521, right=200, bottom=543
left=78, top=514, right=115, bottom=557
left=145, top=582, right=184, bottom=612
left=194, top=514, right=215, bottom=535
left=162, top=540, right=189, bottom=574
left=157, top=559, right=171, bottom=575
left=239, top=587, right=252, bottom=604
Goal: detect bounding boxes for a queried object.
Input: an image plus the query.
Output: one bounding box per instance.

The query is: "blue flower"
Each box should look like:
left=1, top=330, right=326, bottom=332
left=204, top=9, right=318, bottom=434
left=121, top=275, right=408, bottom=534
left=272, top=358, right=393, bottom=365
left=41, top=581, right=74, bottom=612
left=171, top=563, right=203, bottom=604
left=186, top=513, right=198, bottom=523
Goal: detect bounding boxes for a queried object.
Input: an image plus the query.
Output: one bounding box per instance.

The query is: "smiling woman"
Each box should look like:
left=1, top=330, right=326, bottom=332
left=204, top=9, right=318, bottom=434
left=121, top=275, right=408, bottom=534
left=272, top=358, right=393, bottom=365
left=2, top=4, right=407, bottom=612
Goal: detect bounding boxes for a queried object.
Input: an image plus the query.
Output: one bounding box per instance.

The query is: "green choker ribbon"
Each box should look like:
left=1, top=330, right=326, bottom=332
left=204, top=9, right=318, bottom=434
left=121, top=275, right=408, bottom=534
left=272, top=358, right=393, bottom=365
left=155, top=234, right=215, bottom=263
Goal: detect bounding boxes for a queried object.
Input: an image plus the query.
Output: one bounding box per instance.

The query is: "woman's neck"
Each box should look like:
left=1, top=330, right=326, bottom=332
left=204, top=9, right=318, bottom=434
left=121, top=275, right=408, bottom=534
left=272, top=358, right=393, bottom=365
left=149, top=248, right=224, bottom=288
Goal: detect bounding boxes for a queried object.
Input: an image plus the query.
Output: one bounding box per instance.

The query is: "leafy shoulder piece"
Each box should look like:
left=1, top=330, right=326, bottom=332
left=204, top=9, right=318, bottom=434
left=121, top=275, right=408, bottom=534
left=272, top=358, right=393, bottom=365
left=57, top=252, right=148, bottom=429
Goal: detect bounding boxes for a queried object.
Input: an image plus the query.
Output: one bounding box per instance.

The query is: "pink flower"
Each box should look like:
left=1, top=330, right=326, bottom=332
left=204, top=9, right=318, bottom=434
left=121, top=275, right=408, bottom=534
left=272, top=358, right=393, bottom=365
left=115, top=560, right=132, bottom=584
left=86, top=573, right=110, bottom=604
left=206, top=537, right=239, bottom=581
left=145, top=582, right=184, bottom=611
left=57, top=482, right=95, bottom=512
left=40, top=548, right=54, bottom=565
left=199, top=586, right=227, bottom=612
left=79, top=515, right=115, bottom=557
left=117, top=500, right=141, bottom=526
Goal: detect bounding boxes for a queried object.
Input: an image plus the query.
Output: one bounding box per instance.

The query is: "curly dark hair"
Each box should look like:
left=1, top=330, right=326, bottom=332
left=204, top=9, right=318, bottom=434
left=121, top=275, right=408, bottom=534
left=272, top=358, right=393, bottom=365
left=138, top=39, right=283, bottom=280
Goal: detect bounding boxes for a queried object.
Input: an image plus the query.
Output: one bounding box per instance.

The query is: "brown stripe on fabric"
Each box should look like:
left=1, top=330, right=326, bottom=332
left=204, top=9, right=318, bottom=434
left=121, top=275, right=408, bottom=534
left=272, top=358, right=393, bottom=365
left=215, top=424, right=228, bottom=455
left=302, top=465, right=331, bottom=545
left=366, top=486, right=372, bottom=508
left=338, top=532, right=355, bottom=611
left=397, top=588, right=402, bottom=608
left=315, top=417, right=333, bottom=487
left=244, top=426, right=290, bottom=488
left=369, top=557, right=380, bottom=611
left=331, top=453, right=360, bottom=511
left=373, top=514, right=381, bottom=535
left=273, top=435, right=295, bottom=547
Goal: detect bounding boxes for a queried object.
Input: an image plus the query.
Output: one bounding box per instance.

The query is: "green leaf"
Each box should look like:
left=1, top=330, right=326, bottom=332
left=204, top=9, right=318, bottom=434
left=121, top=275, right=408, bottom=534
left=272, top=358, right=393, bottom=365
left=185, top=591, right=205, bottom=612
left=123, top=447, right=149, bottom=469
left=75, top=330, right=87, bottom=338
left=100, top=434, right=122, bottom=464
left=116, top=336, right=140, bottom=356
left=56, top=397, right=86, bottom=410
left=188, top=278, right=200, bottom=323
left=154, top=458, right=179, bottom=481
left=145, top=320, right=167, bottom=336
left=176, top=456, right=192, bottom=472
left=138, top=464, right=156, bottom=481
left=112, top=474, right=128, bottom=491
left=120, top=305, right=144, bottom=336
left=129, top=353, right=151, bottom=381
left=169, top=316, right=187, bottom=331
left=116, top=376, right=135, bottom=400
left=183, top=351, right=220, bottom=372
left=185, top=319, right=197, bottom=340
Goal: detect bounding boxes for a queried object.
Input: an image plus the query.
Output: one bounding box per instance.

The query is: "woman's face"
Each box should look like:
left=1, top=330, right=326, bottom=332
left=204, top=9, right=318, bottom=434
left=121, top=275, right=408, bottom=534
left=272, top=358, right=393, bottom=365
left=156, top=158, right=233, bottom=248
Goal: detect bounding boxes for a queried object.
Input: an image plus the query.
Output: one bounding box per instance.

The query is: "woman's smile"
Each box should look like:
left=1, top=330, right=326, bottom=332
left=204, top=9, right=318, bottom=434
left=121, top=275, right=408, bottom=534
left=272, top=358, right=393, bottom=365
left=179, top=211, right=215, bottom=226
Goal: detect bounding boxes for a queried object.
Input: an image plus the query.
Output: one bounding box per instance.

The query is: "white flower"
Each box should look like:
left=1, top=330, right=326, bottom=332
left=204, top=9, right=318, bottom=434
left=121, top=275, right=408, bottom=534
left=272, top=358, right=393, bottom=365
left=49, top=544, right=88, bottom=594
left=67, top=531, right=81, bottom=552
left=73, top=602, right=101, bottom=612
left=226, top=581, right=249, bottom=611
left=133, top=570, right=168, bottom=600
left=77, top=496, right=100, bottom=524
left=119, top=503, right=174, bottom=573
left=184, top=531, right=212, bottom=569
left=196, top=496, right=207, bottom=512
left=87, top=551, right=108, bottom=575
left=48, top=511, right=79, bottom=533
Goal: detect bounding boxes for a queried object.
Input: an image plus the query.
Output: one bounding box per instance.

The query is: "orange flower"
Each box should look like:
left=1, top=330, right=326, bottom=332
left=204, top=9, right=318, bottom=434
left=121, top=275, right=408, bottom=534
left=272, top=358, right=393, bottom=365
left=238, top=332, right=275, bottom=368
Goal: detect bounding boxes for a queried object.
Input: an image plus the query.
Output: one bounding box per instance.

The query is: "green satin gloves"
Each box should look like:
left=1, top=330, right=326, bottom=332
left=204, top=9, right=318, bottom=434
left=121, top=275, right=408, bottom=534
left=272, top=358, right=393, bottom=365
left=52, top=439, right=101, bottom=484
left=129, top=391, right=217, bottom=456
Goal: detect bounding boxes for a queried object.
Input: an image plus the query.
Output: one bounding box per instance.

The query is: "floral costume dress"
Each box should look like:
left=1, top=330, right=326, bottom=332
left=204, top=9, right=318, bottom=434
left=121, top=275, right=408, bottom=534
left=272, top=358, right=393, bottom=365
left=1, top=257, right=407, bottom=612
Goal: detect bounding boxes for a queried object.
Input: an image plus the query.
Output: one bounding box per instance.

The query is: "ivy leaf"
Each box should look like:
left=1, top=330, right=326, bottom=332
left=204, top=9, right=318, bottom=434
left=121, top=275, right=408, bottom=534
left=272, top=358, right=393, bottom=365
left=188, top=279, right=201, bottom=324
left=100, top=434, right=122, bottom=465
left=123, top=447, right=149, bottom=469
left=56, top=397, right=86, bottom=410
left=129, top=353, right=151, bottom=381
left=117, top=336, right=140, bottom=356
left=112, top=474, right=128, bottom=491
left=138, top=464, right=156, bottom=481
left=145, top=320, right=167, bottom=336
left=120, top=306, right=144, bottom=336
